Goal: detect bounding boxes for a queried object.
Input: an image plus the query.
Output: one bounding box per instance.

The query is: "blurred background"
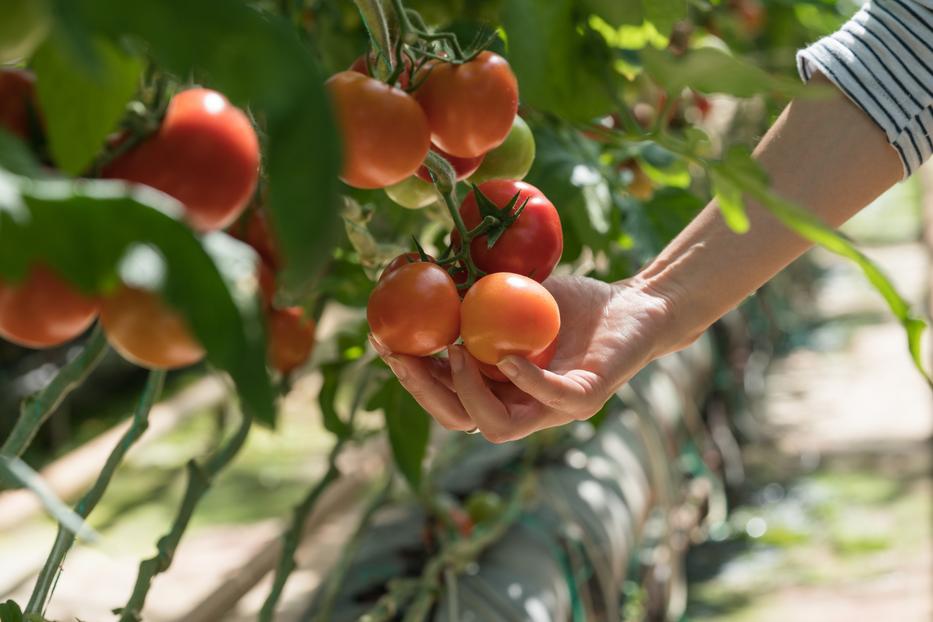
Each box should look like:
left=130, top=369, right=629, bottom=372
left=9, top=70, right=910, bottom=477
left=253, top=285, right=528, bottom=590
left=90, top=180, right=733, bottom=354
left=1, top=0, right=931, bottom=620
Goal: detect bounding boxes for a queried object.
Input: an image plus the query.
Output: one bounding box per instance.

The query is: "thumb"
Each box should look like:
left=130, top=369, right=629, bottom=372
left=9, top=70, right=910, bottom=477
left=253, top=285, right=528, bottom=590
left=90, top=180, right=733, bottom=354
left=496, top=355, right=593, bottom=410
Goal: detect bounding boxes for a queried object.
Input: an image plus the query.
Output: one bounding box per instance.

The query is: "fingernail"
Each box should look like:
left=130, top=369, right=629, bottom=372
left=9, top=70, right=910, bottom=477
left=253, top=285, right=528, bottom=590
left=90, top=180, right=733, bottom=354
left=448, top=347, right=463, bottom=372
left=369, top=334, right=389, bottom=356
left=386, top=356, right=408, bottom=381
left=497, top=357, right=519, bottom=377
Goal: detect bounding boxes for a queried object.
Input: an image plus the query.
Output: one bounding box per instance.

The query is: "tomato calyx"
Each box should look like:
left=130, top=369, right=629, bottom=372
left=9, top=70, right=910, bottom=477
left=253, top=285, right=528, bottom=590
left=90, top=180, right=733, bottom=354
left=468, top=184, right=529, bottom=249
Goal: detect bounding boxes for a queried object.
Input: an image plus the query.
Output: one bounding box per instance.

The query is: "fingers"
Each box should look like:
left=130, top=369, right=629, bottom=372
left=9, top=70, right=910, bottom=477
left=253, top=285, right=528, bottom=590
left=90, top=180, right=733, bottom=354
left=448, top=345, right=516, bottom=443
left=369, top=336, right=473, bottom=431
left=495, top=355, right=594, bottom=413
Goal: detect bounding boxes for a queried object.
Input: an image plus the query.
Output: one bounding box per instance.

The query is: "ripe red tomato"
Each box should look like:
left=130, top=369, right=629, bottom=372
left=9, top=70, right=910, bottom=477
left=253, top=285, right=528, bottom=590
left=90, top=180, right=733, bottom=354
left=367, top=262, right=460, bottom=356
left=267, top=306, right=315, bottom=374
left=0, top=264, right=98, bottom=348
left=415, top=144, right=485, bottom=182
left=478, top=337, right=557, bottom=383
left=327, top=71, right=430, bottom=189
left=349, top=53, right=413, bottom=89
left=460, top=272, right=560, bottom=366
left=231, top=208, right=281, bottom=270
left=104, top=88, right=260, bottom=232
left=414, top=52, right=518, bottom=158
left=454, top=180, right=562, bottom=282
left=0, top=69, right=38, bottom=140
left=100, top=285, right=204, bottom=369
left=380, top=252, right=435, bottom=281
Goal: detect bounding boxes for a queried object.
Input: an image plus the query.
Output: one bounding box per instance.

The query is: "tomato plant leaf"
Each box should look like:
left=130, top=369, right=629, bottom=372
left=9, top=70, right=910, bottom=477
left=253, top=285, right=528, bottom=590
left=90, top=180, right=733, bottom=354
left=0, top=599, right=23, bottom=622
left=710, top=170, right=750, bottom=234
left=642, top=46, right=806, bottom=98
left=59, top=0, right=342, bottom=301
left=641, top=0, right=687, bottom=38
left=32, top=35, right=143, bottom=176
left=0, top=173, right=277, bottom=425
left=502, top=0, right=615, bottom=121
left=318, top=362, right=353, bottom=440
left=643, top=187, right=704, bottom=246
left=583, top=0, right=643, bottom=27
left=0, top=131, right=44, bottom=177
left=712, top=149, right=931, bottom=385
left=367, top=377, right=430, bottom=490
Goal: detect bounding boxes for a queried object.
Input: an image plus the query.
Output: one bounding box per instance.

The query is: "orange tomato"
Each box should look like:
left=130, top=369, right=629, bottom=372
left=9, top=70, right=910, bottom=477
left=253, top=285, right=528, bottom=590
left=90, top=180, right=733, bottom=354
left=367, top=262, right=460, bottom=356
left=0, top=264, right=98, bottom=348
left=460, top=272, right=559, bottom=366
left=327, top=71, right=430, bottom=189
left=100, top=285, right=204, bottom=369
left=414, top=52, right=518, bottom=158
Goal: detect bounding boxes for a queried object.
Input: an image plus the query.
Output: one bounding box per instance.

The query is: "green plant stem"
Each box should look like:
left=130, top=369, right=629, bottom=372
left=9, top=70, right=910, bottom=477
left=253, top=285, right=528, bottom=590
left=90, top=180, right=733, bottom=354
left=354, top=461, right=536, bottom=622
left=258, top=454, right=340, bottom=622
left=258, top=368, right=372, bottom=621
left=310, top=476, right=394, bottom=622
left=389, top=0, right=465, bottom=60
left=354, top=0, right=395, bottom=61
left=400, top=474, right=531, bottom=622
left=25, top=370, right=165, bottom=616
left=117, top=409, right=253, bottom=622
left=359, top=580, right=420, bottom=622
left=1, top=325, right=109, bottom=463
left=421, top=151, right=488, bottom=288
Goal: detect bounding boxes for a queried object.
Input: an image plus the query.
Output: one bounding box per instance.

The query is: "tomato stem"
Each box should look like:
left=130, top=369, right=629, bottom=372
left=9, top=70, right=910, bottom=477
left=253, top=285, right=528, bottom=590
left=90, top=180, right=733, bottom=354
left=422, top=152, right=486, bottom=288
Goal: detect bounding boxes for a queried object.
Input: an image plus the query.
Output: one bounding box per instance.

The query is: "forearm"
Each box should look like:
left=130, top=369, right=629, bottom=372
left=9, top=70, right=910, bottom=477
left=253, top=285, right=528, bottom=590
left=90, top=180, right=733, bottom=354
left=640, top=74, right=903, bottom=354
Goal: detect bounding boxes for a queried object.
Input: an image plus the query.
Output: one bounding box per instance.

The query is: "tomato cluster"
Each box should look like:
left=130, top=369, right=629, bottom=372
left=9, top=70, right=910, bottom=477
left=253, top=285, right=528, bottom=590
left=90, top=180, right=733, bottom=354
left=357, top=49, right=563, bottom=385
left=0, top=74, right=314, bottom=375
left=329, top=50, right=530, bottom=199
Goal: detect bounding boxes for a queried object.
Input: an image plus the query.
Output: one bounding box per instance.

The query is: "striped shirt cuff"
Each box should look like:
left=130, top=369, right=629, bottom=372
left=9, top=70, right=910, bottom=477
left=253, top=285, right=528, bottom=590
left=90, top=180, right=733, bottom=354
left=797, top=0, right=933, bottom=179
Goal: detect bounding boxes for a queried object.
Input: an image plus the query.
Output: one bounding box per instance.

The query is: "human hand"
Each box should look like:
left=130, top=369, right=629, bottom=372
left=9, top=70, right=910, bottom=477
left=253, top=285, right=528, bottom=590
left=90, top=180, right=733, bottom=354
left=369, top=274, right=678, bottom=442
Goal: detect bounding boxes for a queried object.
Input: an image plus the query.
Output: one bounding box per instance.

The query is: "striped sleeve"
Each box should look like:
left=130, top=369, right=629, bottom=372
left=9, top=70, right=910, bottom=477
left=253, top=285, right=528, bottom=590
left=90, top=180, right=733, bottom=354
left=796, top=0, right=933, bottom=178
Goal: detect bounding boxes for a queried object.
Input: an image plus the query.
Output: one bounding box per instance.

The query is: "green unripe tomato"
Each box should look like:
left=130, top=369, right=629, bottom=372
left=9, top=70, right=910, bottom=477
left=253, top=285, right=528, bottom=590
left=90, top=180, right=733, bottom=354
left=0, top=0, right=51, bottom=64
left=468, top=115, right=535, bottom=184
left=465, top=491, right=504, bottom=524
left=384, top=175, right=437, bottom=209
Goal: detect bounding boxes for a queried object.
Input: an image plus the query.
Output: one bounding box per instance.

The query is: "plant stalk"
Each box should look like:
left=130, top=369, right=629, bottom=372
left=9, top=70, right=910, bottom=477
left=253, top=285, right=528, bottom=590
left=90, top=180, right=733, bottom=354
left=117, top=408, right=253, bottom=622
left=25, top=369, right=165, bottom=615
left=1, top=326, right=109, bottom=463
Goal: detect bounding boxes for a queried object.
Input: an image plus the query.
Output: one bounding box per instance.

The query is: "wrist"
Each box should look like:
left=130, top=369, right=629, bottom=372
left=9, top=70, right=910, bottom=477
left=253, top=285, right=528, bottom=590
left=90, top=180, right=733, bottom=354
left=623, top=271, right=704, bottom=359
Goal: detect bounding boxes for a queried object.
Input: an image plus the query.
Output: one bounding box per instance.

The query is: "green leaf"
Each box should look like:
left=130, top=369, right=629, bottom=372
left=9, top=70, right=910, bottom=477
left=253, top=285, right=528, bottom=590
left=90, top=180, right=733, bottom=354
left=367, top=378, right=430, bottom=490
left=582, top=0, right=643, bottom=26
left=32, top=35, right=143, bottom=175
left=318, top=362, right=353, bottom=440
left=526, top=125, right=611, bottom=252
left=642, top=46, right=806, bottom=98
left=0, top=173, right=276, bottom=425
left=643, top=187, right=704, bottom=245
left=714, top=150, right=931, bottom=384
left=0, top=600, right=23, bottom=622
left=641, top=0, right=687, bottom=38
left=710, top=170, right=750, bottom=233
left=0, top=131, right=44, bottom=177
left=636, top=143, right=690, bottom=188
left=61, top=0, right=341, bottom=300
left=502, top=0, right=615, bottom=121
